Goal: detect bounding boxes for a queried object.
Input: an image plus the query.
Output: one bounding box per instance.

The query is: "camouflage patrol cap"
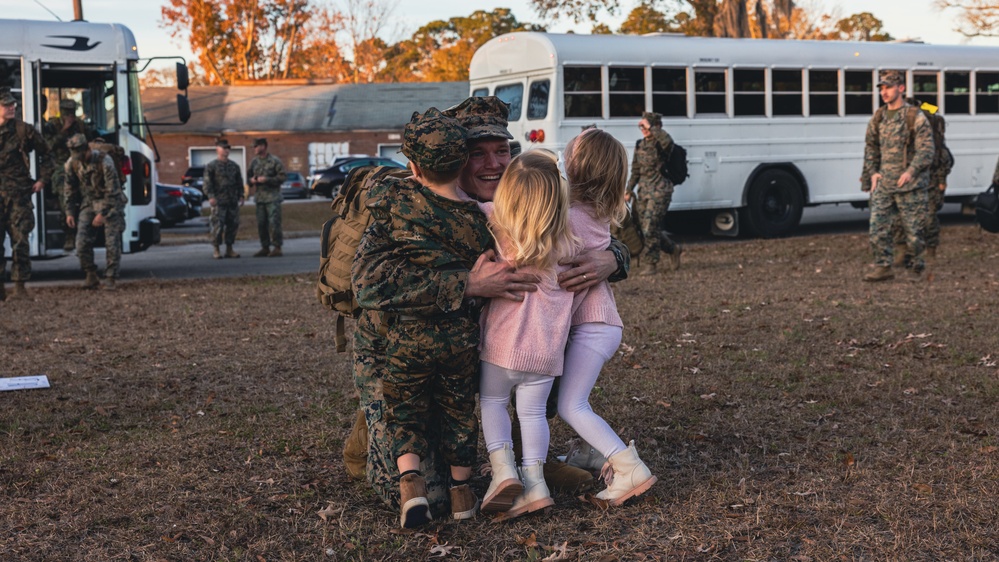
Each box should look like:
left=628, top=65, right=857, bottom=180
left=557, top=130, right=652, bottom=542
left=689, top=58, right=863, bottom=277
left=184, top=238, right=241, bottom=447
left=216, top=138, right=232, bottom=149
left=641, top=111, right=662, bottom=128
left=252, top=137, right=268, bottom=147
left=402, top=107, right=468, bottom=173
left=878, top=70, right=904, bottom=87
left=442, top=96, right=513, bottom=141
left=67, top=133, right=88, bottom=150
left=0, top=88, right=16, bottom=107
left=59, top=98, right=78, bottom=112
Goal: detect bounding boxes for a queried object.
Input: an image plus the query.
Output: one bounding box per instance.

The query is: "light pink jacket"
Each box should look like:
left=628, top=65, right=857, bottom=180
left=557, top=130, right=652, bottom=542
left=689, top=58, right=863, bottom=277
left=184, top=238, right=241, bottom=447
left=569, top=203, right=623, bottom=328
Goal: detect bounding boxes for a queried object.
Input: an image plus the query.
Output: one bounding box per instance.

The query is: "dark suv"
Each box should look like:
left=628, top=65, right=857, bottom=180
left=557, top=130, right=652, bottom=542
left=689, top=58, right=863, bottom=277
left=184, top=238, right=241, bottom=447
left=181, top=166, right=205, bottom=190
left=310, top=156, right=406, bottom=198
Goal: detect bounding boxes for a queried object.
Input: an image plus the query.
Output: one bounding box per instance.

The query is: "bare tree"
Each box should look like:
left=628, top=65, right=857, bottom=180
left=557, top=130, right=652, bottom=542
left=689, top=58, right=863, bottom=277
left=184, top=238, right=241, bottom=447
left=935, top=0, right=999, bottom=38
left=339, top=0, right=400, bottom=83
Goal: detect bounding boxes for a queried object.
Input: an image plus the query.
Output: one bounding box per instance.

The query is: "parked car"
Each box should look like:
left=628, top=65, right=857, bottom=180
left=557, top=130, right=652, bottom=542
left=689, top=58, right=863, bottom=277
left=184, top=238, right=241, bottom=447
left=310, top=156, right=407, bottom=198
left=179, top=184, right=205, bottom=218
left=181, top=166, right=204, bottom=190
left=156, top=183, right=189, bottom=227
left=281, top=171, right=311, bottom=199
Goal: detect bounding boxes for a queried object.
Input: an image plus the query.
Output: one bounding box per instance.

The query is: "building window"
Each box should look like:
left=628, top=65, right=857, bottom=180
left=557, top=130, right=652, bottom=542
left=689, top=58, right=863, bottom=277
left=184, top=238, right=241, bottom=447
left=733, top=69, right=765, bottom=117
left=844, top=70, right=874, bottom=115
left=494, top=83, right=523, bottom=121
left=652, top=67, right=687, bottom=117
left=695, top=69, right=726, bottom=115
left=608, top=66, right=645, bottom=117
left=976, top=71, right=999, bottom=114
left=772, top=69, right=803, bottom=116
left=564, top=66, right=602, bottom=118
left=945, top=71, right=970, bottom=114
left=809, top=70, right=838, bottom=116
left=527, top=79, right=550, bottom=120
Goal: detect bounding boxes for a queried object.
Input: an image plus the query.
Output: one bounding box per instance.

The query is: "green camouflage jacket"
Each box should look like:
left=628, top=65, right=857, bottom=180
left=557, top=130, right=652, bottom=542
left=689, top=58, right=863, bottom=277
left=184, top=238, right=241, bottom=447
left=352, top=176, right=492, bottom=317
left=65, top=151, right=126, bottom=216
left=626, top=127, right=674, bottom=194
left=45, top=118, right=96, bottom=171
left=861, top=104, right=934, bottom=194
left=248, top=153, right=286, bottom=203
left=0, top=118, right=54, bottom=194
left=204, top=158, right=244, bottom=205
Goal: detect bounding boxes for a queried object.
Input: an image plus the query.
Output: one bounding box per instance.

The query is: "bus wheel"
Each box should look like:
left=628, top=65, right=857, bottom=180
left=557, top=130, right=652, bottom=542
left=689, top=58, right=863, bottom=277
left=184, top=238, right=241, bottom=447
left=742, top=169, right=804, bottom=238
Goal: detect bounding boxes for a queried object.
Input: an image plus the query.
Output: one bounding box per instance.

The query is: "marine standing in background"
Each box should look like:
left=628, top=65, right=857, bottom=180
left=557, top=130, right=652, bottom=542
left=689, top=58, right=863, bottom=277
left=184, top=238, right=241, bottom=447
left=626, top=111, right=682, bottom=276
left=247, top=137, right=286, bottom=257
left=203, top=139, right=244, bottom=259
left=46, top=98, right=96, bottom=252
left=64, top=133, right=127, bottom=290
left=860, top=70, right=935, bottom=283
left=0, top=88, right=54, bottom=301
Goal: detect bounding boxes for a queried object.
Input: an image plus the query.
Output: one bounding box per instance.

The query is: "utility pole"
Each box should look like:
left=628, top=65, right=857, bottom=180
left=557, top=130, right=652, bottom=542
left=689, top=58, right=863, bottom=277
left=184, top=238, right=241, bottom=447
left=73, top=0, right=84, bottom=21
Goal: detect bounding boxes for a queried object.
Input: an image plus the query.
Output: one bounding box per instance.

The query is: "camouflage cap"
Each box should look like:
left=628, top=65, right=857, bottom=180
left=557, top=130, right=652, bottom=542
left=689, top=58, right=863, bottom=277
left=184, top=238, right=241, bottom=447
left=878, top=70, right=904, bottom=87
left=402, top=107, right=468, bottom=172
left=0, top=88, right=16, bottom=106
left=641, top=111, right=662, bottom=128
left=59, top=98, right=78, bottom=112
left=216, top=138, right=232, bottom=149
left=67, top=133, right=88, bottom=150
left=442, top=96, right=513, bottom=141
left=252, top=137, right=268, bottom=147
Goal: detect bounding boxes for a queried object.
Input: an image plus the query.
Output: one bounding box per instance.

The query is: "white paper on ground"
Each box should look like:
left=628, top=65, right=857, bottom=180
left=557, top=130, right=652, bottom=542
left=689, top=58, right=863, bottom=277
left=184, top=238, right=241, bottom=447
left=0, top=375, right=51, bottom=391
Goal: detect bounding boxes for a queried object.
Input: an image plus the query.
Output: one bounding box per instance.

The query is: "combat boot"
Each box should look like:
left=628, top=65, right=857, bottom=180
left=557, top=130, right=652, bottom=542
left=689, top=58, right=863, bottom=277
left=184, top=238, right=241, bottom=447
left=11, top=281, right=28, bottom=299
left=342, top=409, right=368, bottom=480
left=863, top=265, right=894, bottom=283
left=253, top=246, right=270, bottom=257
left=102, top=278, right=117, bottom=291
left=225, top=245, right=240, bottom=258
left=212, top=246, right=222, bottom=259
left=637, top=262, right=658, bottom=277
left=82, top=271, right=100, bottom=289
left=63, top=238, right=75, bottom=252
left=268, top=246, right=283, bottom=257
left=891, top=245, right=908, bottom=268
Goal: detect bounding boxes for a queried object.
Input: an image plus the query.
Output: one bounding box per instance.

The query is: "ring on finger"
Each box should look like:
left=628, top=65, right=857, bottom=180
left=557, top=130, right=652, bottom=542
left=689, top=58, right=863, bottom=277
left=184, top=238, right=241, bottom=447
left=582, top=274, right=588, bottom=281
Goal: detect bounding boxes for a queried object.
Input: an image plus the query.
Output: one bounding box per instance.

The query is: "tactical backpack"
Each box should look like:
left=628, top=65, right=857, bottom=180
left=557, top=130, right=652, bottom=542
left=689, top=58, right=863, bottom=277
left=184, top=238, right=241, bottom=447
left=610, top=202, right=644, bottom=257
left=88, top=139, right=128, bottom=184
left=975, top=184, right=999, bottom=233
left=317, top=164, right=412, bottom=352
left=643, top=138, right=689, bottom=186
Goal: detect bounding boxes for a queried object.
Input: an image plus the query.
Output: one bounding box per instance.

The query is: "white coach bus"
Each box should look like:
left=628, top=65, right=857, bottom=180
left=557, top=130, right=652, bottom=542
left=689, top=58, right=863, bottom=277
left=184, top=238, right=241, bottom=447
left=1, top=18, right=189, bottom=257
left=469, top=32, right=999, bottom=237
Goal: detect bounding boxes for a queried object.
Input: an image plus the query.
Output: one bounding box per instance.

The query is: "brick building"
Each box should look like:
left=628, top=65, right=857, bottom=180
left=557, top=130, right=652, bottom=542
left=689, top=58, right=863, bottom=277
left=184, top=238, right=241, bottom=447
left=142, top=81, right=468, bottom=185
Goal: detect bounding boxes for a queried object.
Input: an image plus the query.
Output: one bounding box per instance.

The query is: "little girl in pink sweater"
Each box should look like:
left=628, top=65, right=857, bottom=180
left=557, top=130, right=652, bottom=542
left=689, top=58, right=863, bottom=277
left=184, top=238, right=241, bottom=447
left=477, top=151, right=582, bottom=519
left=558, top=128, right=656, bottom=506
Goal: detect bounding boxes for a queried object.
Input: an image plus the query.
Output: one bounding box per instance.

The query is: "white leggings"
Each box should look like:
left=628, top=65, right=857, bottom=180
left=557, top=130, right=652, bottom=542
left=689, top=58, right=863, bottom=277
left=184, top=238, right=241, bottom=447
left=479, top=361, right=555, bottom=465
left=558, top=323, right=627, bottom=460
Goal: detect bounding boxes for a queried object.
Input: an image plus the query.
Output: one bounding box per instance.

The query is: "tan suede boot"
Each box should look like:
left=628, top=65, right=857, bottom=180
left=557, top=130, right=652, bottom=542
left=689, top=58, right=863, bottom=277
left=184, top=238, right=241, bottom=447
left=225, top=245, right=240, bottom=258
left=342, top=409, right=368, bottom=480
left=82, top=272, right=100, bottom=289
left=863, top=265, right=894, bottom=282
left=11, top=281, right=28, bottom=299
left=891, top=245, right=908, bottom=268
left=102, top=278, right=117, bottom=291
left=399, top=472, right=432, bottom=529
left=450, top=484, right=479, bottom=520
left=268, top=246, right=283, bottom=257
left=212, top=246, right=222, bottom=259
left=253, top=247, right=269, bottom=257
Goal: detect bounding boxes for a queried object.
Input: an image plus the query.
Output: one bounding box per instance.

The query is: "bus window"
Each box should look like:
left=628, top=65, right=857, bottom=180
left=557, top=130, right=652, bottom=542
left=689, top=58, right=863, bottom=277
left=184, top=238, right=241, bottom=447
left=694, top=69, right=726, bottom=115
left=0, top=58, right=21, bottom=93
left=945, top=71, right=970, bottom=114
left=772, top=69, right=803, bottom=116
left=975, top=71, right=999, bottom=113
left=844, top=70, right=874, bottom=115
left=733, top=69, right=765, bottom=117
left=527, top=79, right=549, bottom=120
left=472, top=88, right=489, bottom=97
left=808, top=70, right=838, bottom=115
left=912, top=72, right=940, bottom=107
left=495, top=83, right=523, bottom=121
left=128, top=61, right=147, bottom=140
left=608, top=66, right=644, bottom=117
left=652, top=67, right=686, bottom=117
left=564, top=66, right=602, bottom=118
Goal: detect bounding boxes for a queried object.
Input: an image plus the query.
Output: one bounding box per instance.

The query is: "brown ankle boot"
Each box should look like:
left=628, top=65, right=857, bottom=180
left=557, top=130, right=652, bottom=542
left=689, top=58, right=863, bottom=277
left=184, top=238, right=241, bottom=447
left=225, top=245, right=240, bottom=258
left=399, top=473, right=432, bottom=529
left=82, top=271, right=100, bottom=289
left=102, top=278, right=117, bottom=291
left=212, top=246, right=222, bottom=259
left=449, top=484, right=479, bottom=520
left=253, top=247, right=269, bottom=257
left=543, top=459, right=596, bottom=494
left=342, top=409, right=368, bottom=480
left=863, top=265, right=894, bottom=282
left=268, top=246, right=283, bottom=257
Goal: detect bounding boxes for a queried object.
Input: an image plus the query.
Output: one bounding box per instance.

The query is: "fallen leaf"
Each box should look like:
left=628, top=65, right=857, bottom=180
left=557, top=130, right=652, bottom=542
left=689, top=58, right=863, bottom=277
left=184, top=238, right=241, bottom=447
left=516, top=533, right=539, bottom=547
left=912, top=483, right=932, bottom=494
left=543, top=541, right=570, bottom=561
left=657, top=400, right=672, bottom=409
left=204, top=392, right=216, bottom=407
left=428, top=543, right=457, bottom=558
left=842, top=452, right=855, bottom=468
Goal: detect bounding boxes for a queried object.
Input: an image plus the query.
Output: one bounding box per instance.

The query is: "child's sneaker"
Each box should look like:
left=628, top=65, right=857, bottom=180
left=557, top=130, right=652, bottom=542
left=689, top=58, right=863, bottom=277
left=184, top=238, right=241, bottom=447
left=399, top=473, right=432, bottom=528
left=449, top=484, right=479, bottom=520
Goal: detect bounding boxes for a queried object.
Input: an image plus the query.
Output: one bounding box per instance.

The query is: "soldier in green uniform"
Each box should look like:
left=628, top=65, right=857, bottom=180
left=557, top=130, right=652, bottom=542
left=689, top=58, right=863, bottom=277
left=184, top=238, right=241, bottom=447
left=352, top=108, right=490, bottom=527
left=203, top=139, right=244, bottom=259
left=0, top=88, right=54, bottom=301
left=46, top=98, right=96, bottom=251
left=627, top=111, right=682, bottom=276
left=64, top=133, right=127, bottom=290
left=247, top=138, right=286, bottom=257
left=860, top=70, right=935, bottom=282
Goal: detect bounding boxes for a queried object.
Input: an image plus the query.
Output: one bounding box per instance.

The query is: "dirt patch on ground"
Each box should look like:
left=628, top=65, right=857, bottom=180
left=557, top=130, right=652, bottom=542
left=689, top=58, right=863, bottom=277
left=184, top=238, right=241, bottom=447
left=2, top=225, right=998, bottom=561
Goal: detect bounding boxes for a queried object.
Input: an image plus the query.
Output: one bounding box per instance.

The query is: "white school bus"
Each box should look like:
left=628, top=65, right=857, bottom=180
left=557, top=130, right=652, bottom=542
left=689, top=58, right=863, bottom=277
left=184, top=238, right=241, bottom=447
left=469, top=32, right=999, bottom=237
left=1, top=18, right=188, bottom=257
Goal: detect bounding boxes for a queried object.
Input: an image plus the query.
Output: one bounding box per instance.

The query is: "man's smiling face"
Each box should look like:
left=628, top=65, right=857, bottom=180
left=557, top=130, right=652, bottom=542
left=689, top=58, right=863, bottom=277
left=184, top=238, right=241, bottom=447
left=459, top=137, right=511, bottom=202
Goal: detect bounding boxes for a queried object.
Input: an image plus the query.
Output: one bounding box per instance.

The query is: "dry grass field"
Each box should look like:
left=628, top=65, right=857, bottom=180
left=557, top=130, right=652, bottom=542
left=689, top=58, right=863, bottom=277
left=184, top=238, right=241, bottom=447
left=2, top=224, right=997, bottom=561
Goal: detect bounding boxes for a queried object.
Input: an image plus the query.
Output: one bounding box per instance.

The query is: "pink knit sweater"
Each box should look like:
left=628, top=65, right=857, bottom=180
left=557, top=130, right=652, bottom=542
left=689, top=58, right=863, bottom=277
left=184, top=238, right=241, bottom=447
left=569, top=203, right=623, bottom=328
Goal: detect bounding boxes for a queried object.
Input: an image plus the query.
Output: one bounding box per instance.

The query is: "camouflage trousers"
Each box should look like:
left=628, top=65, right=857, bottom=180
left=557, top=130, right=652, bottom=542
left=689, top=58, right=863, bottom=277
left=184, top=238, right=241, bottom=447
left=892, top=186, right=944, bottom=250
left=255, top=200, right=282, bottom=249
left=0, top=191, right=35, bottom=282
left=210, top=203, right=240, bottom=247
left=76, top=206, right=125, bottom=279
left=634, top=183, right=676, bottom=265
left=870, top=188, right=928, bottom=271
left=50, top=168, right=76, bottom=245
left=353, top=312, right=453, bottom=518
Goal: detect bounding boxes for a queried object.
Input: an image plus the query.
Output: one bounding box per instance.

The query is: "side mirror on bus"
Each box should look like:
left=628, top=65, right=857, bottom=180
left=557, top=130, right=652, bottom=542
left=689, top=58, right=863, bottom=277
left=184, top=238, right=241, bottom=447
left=176, top=62, right=189, bottom=91
left=177, top=94, right=191, bottom=124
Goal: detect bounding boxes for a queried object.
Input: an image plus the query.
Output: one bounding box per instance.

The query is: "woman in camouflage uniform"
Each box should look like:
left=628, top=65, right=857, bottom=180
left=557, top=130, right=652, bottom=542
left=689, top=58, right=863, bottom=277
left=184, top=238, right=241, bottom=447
left=627, top=111, right=681, bottom=276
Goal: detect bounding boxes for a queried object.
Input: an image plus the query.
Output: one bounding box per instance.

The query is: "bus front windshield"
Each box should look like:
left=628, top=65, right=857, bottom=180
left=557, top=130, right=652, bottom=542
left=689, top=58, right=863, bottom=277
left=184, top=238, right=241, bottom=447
left=41, top=65, right=116, bottom=140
